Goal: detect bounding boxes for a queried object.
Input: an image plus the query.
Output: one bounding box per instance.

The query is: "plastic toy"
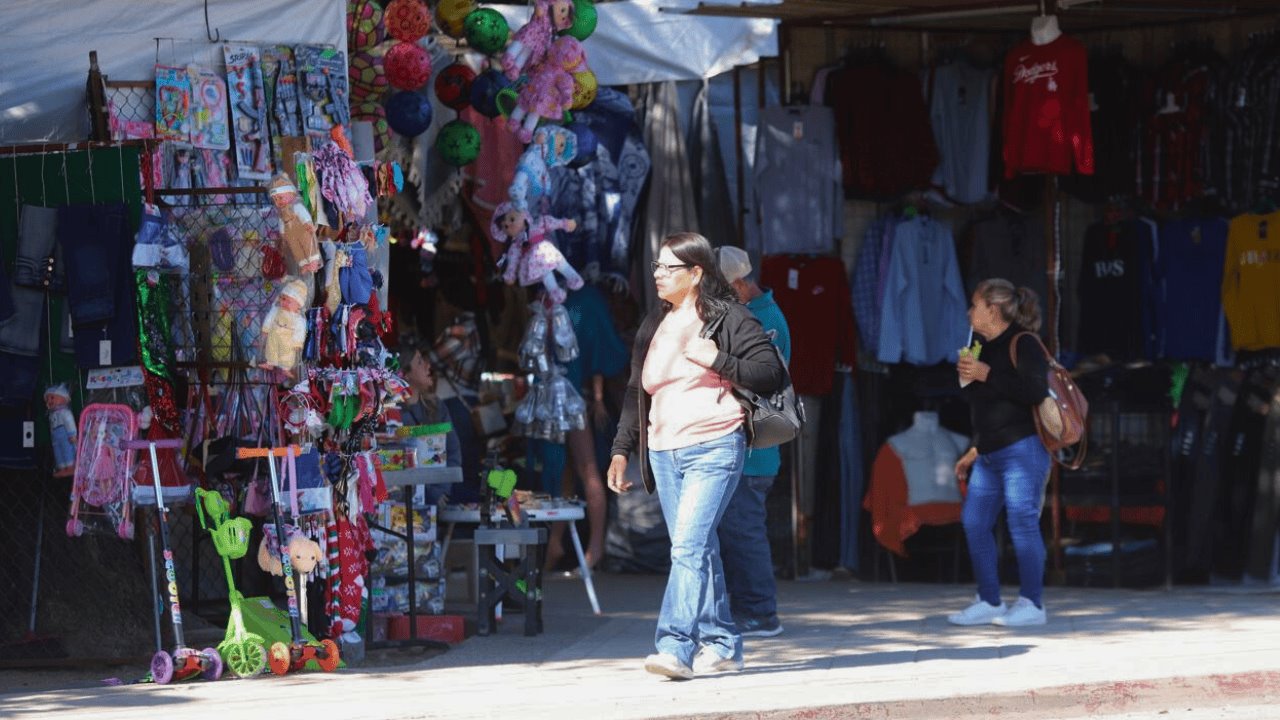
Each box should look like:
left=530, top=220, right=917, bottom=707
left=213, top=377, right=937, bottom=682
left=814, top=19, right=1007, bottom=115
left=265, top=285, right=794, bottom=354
left=127, top=439, right=222, bottom=684
left=66, top=404, right=138, bottom=539
left=235, top=445, right=340, bottom=676
left=45, top=384, right=77, bottom=478
left=193, top=487, right=268, bottom=678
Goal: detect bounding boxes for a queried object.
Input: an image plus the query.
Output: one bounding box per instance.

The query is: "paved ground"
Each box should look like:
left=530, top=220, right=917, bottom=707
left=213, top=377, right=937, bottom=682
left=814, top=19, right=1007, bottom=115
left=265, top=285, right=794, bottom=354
left=2, top=573, right=1279, bottom=719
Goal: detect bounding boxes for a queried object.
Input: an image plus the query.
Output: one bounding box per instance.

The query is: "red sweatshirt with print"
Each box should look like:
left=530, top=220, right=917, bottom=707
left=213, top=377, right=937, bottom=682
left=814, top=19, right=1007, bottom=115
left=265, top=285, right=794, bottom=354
left=1002, top=35, right=1095, bottom=178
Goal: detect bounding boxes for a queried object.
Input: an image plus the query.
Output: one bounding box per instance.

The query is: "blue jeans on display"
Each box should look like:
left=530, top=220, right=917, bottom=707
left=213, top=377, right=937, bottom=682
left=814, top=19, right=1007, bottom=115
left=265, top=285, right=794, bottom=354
left=649, top=429, right=746, bottom=667
left=962, top=435, right=1052, bottom=607
left=13, top=205, right=64, bottom=293
left=837, top=373, right=864, bottom=572
left=717, top=474, right=777, bottom=621
left=59, top=204, right=129, bottom=325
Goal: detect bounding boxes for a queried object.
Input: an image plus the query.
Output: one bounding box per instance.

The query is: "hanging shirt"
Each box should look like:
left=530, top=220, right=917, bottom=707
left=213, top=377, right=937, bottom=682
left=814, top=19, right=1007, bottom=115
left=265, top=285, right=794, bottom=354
left=966, top=210, right=1048, bottom=331
left=760, top=255, right=857, bottom=396
left=1222, top=211, right=1280, bottom=350
left=876, top=216, right=970, bottom=366
left=1001, top=34, right=1095, bottom=178
left=753, top=105, right=843, bottom=255
left=851, top=217, right=892, bottom=357
left=1155, top=217, right=1229, bottom=360
left=923, top=60, right=993, bottom=204
left=1076, top=220, right=1156, bottom=360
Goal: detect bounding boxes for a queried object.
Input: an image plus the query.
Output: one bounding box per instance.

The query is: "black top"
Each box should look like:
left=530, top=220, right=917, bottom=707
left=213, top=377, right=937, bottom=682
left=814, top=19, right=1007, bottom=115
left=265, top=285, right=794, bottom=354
left=611, top=301, right=786, bottom=493
left=962, top=324, right=1050, bottom=455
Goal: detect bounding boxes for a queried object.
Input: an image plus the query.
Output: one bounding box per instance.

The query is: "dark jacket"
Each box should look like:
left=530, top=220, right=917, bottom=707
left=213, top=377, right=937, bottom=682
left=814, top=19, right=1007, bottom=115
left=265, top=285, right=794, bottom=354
left=611, top=301, right=786, bottom=493
left=961, top=324, right=1049, bottom=455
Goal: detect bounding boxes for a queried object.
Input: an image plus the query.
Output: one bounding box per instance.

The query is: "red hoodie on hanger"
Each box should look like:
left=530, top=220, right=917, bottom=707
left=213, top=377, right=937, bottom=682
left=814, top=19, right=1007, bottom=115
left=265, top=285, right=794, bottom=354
left=1001, top=35, right=1095, bottom=178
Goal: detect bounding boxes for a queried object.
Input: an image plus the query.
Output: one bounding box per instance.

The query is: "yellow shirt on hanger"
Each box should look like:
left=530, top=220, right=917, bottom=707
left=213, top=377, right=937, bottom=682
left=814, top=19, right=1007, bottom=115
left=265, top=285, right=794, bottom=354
left=1222, top=210, right=1280, bottom=350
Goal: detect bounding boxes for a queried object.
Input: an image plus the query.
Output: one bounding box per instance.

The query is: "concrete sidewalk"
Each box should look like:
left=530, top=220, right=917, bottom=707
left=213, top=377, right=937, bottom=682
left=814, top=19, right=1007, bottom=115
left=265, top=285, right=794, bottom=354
left=3, top=573, right=1279, bottom=719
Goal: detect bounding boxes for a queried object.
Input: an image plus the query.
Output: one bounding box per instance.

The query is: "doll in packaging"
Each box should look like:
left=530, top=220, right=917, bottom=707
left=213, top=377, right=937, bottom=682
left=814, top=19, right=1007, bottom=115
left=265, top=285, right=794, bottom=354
left=260, top=278, right=311, bottom=375
left=45, top=384, right=77, bottom=478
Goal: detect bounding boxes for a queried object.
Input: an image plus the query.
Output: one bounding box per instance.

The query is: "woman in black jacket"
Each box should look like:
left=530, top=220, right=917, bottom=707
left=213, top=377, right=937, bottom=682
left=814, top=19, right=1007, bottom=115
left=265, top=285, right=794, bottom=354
left=608, top=232, right=784, bottom=680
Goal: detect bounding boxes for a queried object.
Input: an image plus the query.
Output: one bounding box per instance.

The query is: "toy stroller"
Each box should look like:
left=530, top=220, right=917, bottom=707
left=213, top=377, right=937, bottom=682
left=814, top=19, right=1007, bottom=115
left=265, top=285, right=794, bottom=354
left=66, top=404, right=138, bottom=539
left=235, top=445, right=340, bottom=675
left=194, top=487, right=268, bottom=678
left=126, top=438, right=222, bottom=684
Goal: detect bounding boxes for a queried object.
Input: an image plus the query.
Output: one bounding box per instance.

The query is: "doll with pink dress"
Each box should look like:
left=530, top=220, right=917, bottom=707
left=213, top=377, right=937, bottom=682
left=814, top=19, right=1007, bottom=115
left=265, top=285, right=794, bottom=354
left=505, top=36, right=588, bottom=143
left=501, top=0, right=576, bottom=81
left=489, top=201, right=583, bottom=305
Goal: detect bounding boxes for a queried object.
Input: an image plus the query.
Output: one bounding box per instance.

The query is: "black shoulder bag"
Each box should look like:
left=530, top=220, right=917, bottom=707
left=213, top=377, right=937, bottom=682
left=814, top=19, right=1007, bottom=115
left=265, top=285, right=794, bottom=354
left=702, top=312, right=805, bottom=449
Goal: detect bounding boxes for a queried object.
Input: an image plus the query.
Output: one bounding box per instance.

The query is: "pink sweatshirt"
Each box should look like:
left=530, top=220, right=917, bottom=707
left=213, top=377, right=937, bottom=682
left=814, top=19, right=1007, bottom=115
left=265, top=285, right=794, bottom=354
left=641, top=307, right=744, bottom=451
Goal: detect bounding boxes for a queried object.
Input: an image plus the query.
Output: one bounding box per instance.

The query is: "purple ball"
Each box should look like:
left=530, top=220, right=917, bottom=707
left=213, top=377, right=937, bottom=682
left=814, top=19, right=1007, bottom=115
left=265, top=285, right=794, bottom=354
left=385, top=90, right=434, bottom=137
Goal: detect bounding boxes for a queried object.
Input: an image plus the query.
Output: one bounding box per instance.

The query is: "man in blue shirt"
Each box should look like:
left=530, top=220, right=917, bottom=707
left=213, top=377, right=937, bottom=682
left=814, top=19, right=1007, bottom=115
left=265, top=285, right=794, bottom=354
left=716, top=246, right=791, bottom=637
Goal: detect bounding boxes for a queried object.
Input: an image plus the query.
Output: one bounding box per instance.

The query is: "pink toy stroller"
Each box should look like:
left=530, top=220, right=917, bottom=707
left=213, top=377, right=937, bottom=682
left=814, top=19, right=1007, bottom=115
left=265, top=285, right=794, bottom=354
left=66, top=404, right=138, bottom=539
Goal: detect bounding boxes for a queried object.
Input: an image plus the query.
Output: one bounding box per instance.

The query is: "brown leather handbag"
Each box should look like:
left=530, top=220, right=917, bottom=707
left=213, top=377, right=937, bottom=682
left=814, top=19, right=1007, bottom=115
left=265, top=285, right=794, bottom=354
left=1010, top=332, right=1089, bottom=469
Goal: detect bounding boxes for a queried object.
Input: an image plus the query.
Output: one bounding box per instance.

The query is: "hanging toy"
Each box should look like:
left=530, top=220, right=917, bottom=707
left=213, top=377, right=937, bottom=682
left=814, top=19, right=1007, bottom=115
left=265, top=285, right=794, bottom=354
left=348, top=41, right=393, bottom=103
left=571, top=68, right=597, bottom=110
left=506, top=35, right=587, bottom=143
left=435, top=119, right=482, bottom=166
left=347, top=0, right=387, bottom=50
left=500, top=0, right=576, bottom=81
left=45, top=384, right=77, bottom=478
left=469, top=69, right=513, bottom=119
left=268, top=173, right=323, bottom=274
left=434, top=61, right=476, bottom=111
left=385, top=90, right=434, bottom=137
left=383, top=0, right=432, bottom=43
left=489, top=201, right=582, bottom=305
left=314, top=141, right=374, bottom=219
left=385, top=41, right=432, bottom=91
left=464, top=8, right=510, bottom=57
left=436, top=0, right=477, bottom=39
left=508, top=125, right=578, bottom=212
left=565, top=120, right=597, bottom=168
left=561, top=0, right=597, bottom=41
left=260, top=278, right=311, bottom=376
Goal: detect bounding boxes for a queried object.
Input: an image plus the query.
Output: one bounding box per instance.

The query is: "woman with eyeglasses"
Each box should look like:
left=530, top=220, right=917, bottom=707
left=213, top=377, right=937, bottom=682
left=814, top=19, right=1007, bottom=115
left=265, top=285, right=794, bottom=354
left=608, top=232, right=785, bottom=680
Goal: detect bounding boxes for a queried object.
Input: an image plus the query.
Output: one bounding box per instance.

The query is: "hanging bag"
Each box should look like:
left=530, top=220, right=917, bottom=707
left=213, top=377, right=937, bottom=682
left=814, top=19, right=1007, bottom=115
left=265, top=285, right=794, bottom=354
left=701, top=313, right=805, bottom=450
left=1010, top=332, right=1089, bottom=469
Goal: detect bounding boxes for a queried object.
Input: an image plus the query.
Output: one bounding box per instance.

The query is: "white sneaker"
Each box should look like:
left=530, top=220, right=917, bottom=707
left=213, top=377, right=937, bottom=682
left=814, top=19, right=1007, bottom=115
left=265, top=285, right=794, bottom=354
left=992, top=597, right=1047, bottom=627
left=644, top=653, right=694, bottom=680
left=947, top=595, right=1007, bottom=626
left=692, top=647, right=744, bottom=675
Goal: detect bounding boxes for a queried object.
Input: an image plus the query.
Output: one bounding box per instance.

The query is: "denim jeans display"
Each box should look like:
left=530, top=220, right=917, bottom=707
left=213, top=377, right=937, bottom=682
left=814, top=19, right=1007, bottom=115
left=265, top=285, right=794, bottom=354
left=717, top=474, right=777, bottom=621
left=13, top=204, right=64, bottom=293
left=649, top=429, right=745, bottom=667
left=58, top=203, right=129, bottom=325
left=962, top=435, right=1052, bottom=606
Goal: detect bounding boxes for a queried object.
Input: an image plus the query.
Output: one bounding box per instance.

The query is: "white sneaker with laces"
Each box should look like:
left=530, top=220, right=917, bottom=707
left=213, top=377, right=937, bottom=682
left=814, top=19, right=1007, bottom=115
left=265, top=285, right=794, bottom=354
left=692, top=647, right=744, bottom=675
left=992, top=596, right=1046, bottom=627
left=947, top=595, right=1007, bottom=626
left=644, top=653, right=694, bottom=680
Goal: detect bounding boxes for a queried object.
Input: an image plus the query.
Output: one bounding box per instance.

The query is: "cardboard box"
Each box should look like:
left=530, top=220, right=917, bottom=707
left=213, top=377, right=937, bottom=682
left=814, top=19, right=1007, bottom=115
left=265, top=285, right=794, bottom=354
left=387, top=614, right=466, bottom=644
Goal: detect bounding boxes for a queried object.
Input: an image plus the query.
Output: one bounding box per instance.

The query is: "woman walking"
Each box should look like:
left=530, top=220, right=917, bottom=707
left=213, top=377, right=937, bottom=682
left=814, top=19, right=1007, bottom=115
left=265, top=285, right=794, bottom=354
left=608, top=232, right=785, bottom=679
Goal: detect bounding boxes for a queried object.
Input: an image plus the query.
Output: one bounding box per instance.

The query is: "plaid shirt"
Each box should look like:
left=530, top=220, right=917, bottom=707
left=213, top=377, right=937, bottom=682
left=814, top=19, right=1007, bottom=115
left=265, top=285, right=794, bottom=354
left=851, top=217, right=891, bottom=357
left=430, top=312, right=482, bottom=393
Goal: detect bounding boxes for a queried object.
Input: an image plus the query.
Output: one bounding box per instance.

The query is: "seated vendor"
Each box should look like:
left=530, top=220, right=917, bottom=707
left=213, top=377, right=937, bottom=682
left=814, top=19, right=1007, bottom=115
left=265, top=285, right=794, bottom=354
left=401, top=340, right=472, bottom=504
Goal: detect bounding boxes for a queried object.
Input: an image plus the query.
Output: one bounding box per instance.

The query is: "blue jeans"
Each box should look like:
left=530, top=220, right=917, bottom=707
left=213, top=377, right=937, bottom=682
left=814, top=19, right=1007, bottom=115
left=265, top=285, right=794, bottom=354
left=59, top=204, right=129, bottom=324
left=650, top=429, right=745, bottom=667
left=718, top=474, right=777, bottom=621
left=962, top=435, right=1052, bottom=607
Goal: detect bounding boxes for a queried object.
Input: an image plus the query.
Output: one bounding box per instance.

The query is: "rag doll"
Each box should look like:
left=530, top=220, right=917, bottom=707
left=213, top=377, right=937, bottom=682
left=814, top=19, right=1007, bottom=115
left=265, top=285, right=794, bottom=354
left=268, top=173, right=323, bottom=274
left=260, top=278, right=310, bottom=374
left=500, top=0, right=576, bottom=81
left=507, top=126, right=579, bottom=213
left=506, top=37, right=587, bottom=143
left=45, top=384, right=77, bottom=478
left=490, top=200, right=582, bottom=304
left=258, top=527, right=324, bottom=576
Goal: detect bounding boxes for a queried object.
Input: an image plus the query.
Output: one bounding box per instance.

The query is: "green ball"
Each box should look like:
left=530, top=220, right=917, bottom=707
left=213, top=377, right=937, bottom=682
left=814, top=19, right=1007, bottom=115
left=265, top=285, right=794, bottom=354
left=563, top=0, right=597, bottom=41
left=436, top=119, right=482, bottom=166
left=464, top=8, right=509, bottom=56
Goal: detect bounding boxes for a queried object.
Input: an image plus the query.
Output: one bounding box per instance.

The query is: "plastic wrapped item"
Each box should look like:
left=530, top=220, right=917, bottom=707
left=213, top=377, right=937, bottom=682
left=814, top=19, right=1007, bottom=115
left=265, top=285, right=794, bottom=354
left=518, top=305, right=551, bottom=374
left=370, top=577, right=446, bottom=615
left=550, top=303, right=579, bottom=363
left=66, top=404, right=138, bottom=539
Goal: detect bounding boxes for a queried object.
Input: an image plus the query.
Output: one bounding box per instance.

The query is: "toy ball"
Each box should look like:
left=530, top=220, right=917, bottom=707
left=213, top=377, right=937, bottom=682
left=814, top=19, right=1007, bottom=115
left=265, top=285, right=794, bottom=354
left=436, top=119, right=482, bottom=166
left=562, top=0, right=598, bottom=41
left=434, top=62, right=476, bottom=111
left=469, top=69, right=513, bottom=119
left=384, top=0, right=432, bottom=43
left=464, top=8, right=510, bottom=56
left=385, top=90, right=434, bottom=138
left=385, top=41, right=432, bottom=91
left=351, top=100, right=392, bottom=152
left=571, top=70, right=597, bottom=110
left=566, top=121, right=597, bottom=168
left=348, top=41, right=393, bottom=102
left=436, top=0, right=477, bottom=38
left=347, top=0, right=386, bottom=51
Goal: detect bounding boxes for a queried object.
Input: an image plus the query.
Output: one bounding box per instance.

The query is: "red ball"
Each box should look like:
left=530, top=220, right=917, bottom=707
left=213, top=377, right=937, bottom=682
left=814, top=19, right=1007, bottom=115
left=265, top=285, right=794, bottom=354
left=384, top=0, right=432, bottom=43
left=434, top=62, right=476, bottom=111
left=385, top=41, right=432, bottom=91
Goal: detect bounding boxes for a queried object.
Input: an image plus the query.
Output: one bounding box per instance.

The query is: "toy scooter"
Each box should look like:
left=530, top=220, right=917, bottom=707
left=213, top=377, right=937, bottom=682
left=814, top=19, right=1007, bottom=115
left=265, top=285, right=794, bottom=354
left=193, top=487, right=268, bottom=678
left=126, top=438, right=222, bottom=684
left=235, top=446, right=340, bottom=675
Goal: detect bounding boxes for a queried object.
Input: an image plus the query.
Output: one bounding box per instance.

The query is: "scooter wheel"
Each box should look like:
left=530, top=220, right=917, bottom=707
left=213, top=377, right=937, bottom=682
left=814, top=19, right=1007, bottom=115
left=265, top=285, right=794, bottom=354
left=316, top=638, right=341, bottom=672
left=267, top=642, right=291, bottom=676
left=201, top=647, right=224, bottom=681
left=225, top=640, right=266, bottom=678
left=151, top=650, right=175, bottom=685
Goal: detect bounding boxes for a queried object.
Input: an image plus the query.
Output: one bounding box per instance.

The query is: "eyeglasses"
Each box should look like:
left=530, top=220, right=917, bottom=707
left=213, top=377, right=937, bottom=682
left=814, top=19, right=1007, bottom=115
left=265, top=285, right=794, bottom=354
left=651, top=261, right=693, bottom=275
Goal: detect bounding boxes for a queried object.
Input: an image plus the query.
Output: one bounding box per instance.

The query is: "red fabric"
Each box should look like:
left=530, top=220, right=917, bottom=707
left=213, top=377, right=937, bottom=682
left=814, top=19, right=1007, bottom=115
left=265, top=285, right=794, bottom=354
left=827, top=64, right=938, bottom=199
left=759, top=255, right=856, bottom=396
left=328, top=513, right=371, bottom=637
left=459, top=106, right=524, bottom=261
left=1002, top=35, right=1094, bottom=178
left=864, top=444, right=961, bottom=557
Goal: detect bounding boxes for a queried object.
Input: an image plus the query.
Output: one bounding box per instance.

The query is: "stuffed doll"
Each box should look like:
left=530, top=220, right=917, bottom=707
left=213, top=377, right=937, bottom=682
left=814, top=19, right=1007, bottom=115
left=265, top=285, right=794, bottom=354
left=268, top=173, right=323, bottom=274
left=260, top=278, right=311, bottom=374
left=500, top=0, right=576, bottom=81
left=506, top=37, right=586, bottom=143
left=507, top=126, right=579, bottom=213
left=258, top=530, right=324, bottom=576
left=490, top=200, right=583, bottom=304
left=44, top=384, right=77, bottom=478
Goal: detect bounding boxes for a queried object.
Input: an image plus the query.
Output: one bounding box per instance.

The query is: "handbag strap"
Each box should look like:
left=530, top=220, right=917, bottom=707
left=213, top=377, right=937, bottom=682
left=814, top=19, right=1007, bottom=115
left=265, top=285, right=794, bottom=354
left=1008, top=331, right=1089, bottom=469
left=1008, top=331, right=1052, bottom=367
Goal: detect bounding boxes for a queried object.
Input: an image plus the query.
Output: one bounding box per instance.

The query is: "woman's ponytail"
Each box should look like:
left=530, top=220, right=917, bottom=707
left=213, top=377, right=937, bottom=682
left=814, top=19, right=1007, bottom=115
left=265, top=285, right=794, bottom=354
left=1013, top=286, right=1042, bottom=333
